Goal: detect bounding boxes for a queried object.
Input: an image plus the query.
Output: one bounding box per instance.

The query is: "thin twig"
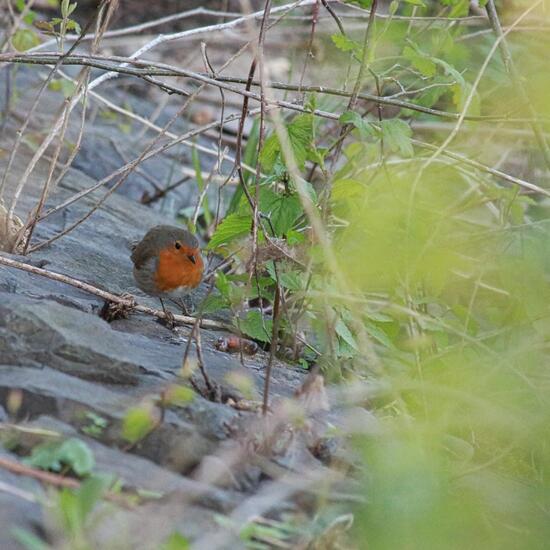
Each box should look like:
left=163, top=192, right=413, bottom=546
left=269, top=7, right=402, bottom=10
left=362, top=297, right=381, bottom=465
left=485, top=0, right=550, bottom=171
left=0, top=0, right=108, bottom=232
left=263, top=282, right=281, bottom=415
left=3, top=52, right=546, bottom=124
left=0, top=255, right=231, bottom=330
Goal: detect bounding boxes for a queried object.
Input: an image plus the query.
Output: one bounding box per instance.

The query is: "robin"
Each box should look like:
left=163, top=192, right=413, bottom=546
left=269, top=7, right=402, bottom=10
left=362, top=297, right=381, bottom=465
left=130, top=225, right=204, bottom=324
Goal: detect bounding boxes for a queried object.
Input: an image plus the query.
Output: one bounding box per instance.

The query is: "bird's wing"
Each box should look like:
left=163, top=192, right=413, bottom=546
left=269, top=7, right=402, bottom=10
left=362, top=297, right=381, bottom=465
left=130, top=239, right=156, bottom=269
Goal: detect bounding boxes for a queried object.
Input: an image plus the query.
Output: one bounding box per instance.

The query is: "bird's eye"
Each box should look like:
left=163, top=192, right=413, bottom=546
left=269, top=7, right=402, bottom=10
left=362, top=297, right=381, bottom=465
left=175, top=241, right=181, bottom=250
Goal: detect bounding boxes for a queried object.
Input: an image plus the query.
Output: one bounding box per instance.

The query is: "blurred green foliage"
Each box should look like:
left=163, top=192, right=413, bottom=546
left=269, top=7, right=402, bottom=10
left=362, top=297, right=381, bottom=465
left=207, top=1, right=550, bottom=547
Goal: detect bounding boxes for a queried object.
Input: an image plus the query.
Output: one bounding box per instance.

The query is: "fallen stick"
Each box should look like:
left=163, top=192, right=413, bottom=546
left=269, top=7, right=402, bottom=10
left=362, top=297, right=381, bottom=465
left=0, top=255, right=231, bottom=331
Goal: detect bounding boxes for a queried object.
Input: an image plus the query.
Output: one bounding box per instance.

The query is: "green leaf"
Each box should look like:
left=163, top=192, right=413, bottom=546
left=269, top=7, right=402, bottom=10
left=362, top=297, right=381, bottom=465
left=331, top=178, right=365, bottom=203
left=58, top=439, right=94, bottom=476
left=48, top=78, right=76, bottom=98
left=200, top=293, right=228, bottom=313
left=207, top=213, right=251, bottom=250
left=25, top=438, right=95, bottom=477
left=259, top=188, right=303, bottom=236
left=403, top=45, right=436, bottom=77
left=122, top=406, right=154, bottom=444
left=11, top=528, right=49, bottom=550
left=236, top=310, right=273, bottom=343
left=266, top=261, right=304, bottom=291
left=287, top=114, right=314, bottom=170
left=365, top=322, right=395, bottom=349
left=339, top=111, right=375, bottom=139
left=162, top=532, right=190, bottom=550
left=441, top=0, right=469, bottom=17
left=380, top=119, right=414, bottom=157
left=403, top=0, right=426, bottom=6
left=335, top=318, right=358, bottom=351
left=165, top=385, right=195, bottom=406
left=451, top=81, right=480, bottom=117
left=66, top=19, right=81, bottom=34
left=286, top=229, right=305, bottom=245
left=24, top=10, right=37, bottom=25
left=215, top=271, right=230, bottom=298
left=259, top=114, right=314, bottom=172
left=331, top=33, right=361, bottom=53
left=57, top=475, right=109, bottom=536
left=11, top=29, right=40, bottom=51
left=259, top=134, right=280, bottom=172
left=60, top=0, right=69, bottom=17
left=76, top=476, right=108, bottom=520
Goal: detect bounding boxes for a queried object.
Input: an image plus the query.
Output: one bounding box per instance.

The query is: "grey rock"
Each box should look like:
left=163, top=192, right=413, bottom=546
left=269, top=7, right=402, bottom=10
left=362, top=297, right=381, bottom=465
left=0, top=293, right=174, bottom=384
left=23, top=416, right=240, bottom=512
left=0, top=366, right=233, bottom=473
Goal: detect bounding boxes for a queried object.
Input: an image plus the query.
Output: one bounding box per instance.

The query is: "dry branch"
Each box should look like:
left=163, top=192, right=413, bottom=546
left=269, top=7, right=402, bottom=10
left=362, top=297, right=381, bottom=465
left=0, top=255, right=231, bottom=331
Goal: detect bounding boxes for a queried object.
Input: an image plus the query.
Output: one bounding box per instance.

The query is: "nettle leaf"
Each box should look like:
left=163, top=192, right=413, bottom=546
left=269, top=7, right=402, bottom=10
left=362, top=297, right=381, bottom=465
left=331, top=33, right=361, bottom=54
left=340, top=111, right=376, bottom=139
left=258, top=134, right=279, bottom=172
left=266, top=261, right=304, bottom=291
left=207, top=213, right=251, bottom=250
left=259, top=188, right=303, bottom=236
left=259, top=114, right=314, bottom=172
left=236, top=310, right=273, bottom=343
left=287, top=114, right=314, bottom=169
left=200, top=293, right=228, bottom=313
left=215, top=271, right=230, bottom=298
left=403, top=45, right=436, bottom=77
left=11, top=29, right=40, bottom=51
left=380, top=119, right=414, bottom=157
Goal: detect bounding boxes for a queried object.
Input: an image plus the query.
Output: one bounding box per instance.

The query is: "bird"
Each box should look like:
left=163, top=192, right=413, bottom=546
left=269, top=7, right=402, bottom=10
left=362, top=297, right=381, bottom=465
left=130, top=225, right=204, bottom=325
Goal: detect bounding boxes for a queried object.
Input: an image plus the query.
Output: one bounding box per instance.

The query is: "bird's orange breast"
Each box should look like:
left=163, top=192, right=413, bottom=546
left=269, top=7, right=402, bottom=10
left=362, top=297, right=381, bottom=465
left=154, top=248, right=203, bottom=292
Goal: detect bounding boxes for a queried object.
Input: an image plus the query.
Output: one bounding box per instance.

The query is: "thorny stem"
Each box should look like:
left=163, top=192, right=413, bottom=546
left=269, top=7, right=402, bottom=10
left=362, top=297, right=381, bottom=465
left=485, top=0, right=550, bottom=172
left=263, top=283, right=282, bottom=415
left=348, top=0, right=379, bottom=111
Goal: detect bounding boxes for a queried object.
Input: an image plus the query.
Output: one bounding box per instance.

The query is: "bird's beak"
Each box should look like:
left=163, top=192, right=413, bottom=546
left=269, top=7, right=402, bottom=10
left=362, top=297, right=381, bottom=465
left=188, top=254, right=196, bottom=264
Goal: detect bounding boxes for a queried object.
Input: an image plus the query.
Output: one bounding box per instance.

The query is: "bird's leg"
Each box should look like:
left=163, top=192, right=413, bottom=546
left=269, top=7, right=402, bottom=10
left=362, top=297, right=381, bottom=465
left=170, top=296, right=192, bottom=316
left=159, top=298, right=176, bottom=329
left=180, top=296, right=192, bottom=316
